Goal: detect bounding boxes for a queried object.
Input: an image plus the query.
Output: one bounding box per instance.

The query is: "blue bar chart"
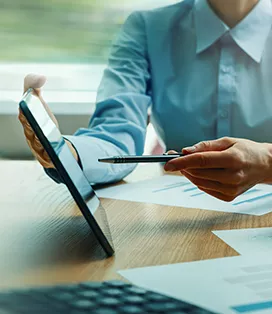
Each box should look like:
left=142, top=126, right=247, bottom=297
left=97, top=175, right=272, bottom=216
left=232, top=300, right=272, bottom=313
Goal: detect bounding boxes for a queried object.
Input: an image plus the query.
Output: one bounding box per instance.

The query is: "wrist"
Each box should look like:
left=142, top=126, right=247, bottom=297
left=64, top=139, right=79, bottom=162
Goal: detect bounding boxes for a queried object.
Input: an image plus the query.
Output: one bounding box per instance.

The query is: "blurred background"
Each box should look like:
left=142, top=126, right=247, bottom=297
left=0, top=0, right=178, bottom=158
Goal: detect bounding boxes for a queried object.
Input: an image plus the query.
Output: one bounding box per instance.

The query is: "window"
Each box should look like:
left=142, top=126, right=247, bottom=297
left=0, top=0, right=178, bottom=158
left=1, top=0, right=179, bottom=99
left=0, top=0, right=179, bottom=63
left=1, top=1, right=119, bottom=63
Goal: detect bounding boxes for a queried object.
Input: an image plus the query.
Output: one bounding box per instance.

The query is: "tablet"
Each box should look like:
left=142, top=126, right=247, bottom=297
left=19, top=88, right=114, bottom=257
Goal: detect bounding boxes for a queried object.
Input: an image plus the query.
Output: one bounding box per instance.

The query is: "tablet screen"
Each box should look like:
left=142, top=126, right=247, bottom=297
left=20, top=89, right=114, bottom=257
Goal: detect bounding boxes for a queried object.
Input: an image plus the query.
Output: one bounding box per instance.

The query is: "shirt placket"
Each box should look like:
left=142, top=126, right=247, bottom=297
left=217, top=33, right=236, bottom=138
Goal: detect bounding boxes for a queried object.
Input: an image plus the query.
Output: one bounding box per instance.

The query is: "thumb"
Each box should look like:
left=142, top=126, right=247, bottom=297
left=166, top=150, right=178, bottom=154
left=182, top=137, right=235, bottom=154
left=23, top=74, right=58, bottom=127
left=24, top=73, right=47, bottom=97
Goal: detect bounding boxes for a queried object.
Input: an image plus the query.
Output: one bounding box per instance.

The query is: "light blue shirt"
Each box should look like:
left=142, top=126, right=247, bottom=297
left=48, top=0, right=272, bottom=184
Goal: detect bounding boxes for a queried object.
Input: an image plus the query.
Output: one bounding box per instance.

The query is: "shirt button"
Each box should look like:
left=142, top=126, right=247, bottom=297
left=219, top=110, right=228, bottom=119
left=221, top=66, right=229, bottom=73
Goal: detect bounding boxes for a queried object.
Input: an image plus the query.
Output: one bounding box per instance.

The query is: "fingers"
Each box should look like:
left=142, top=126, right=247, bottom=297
left=23, top=74, right=58, bottom=127
left=20, top=74, right=57, bottom=168
left=183, top=168, right=245, bottom=185
left=164, top=151, right=237, bottom=171
left=23, top=74, right=47, bottom=96
left=18, top=109, right=54, bottom=168
left=166, top=150, right=178, bottom=154
left=27, top=134, right=53, bottom=168
left=35, top=150, right=53, bottom=168
left=182, top=137, right=235, bottom=154
left=197, top=187, right=236, bottom=202
left=181, top=170, right=242, bottom=201
left=186, top=177, right=254, bottom=202
left=18, top=109, right=32, bottom=136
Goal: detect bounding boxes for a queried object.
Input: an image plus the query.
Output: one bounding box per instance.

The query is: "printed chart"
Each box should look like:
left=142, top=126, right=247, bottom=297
left=120, top=254, right=272, bottom=314
left=96, top=175, right=272, bottom=215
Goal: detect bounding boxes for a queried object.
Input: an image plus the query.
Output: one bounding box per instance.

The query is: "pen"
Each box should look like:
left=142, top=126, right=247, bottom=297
left=98, top=153, right=183, bottom=164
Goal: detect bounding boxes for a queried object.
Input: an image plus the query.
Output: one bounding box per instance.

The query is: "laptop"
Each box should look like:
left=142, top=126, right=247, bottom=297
left=19, top=88, right=114, bottom=257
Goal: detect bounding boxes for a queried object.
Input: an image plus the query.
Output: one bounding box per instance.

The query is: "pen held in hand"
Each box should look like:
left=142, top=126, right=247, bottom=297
left=98, top=154, right=183, bottom=164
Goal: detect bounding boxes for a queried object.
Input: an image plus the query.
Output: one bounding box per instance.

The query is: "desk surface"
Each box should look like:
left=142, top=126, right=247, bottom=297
left=0, top=160, right=271, bottom=289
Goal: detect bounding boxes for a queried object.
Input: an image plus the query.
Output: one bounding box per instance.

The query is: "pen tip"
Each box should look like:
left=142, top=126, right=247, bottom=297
left=98, top=158, right=114, bottom=163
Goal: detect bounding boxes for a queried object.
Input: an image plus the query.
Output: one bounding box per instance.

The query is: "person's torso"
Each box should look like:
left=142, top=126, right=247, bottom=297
left=143, top=0, right=272, bottom=151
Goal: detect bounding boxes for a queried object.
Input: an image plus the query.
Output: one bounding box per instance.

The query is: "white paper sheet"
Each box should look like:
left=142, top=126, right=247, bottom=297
left=96, top=175, right=272, bottom=215
left=119, top=254, right=272, bottom=314
left=213, top=228, right=272, bottom=255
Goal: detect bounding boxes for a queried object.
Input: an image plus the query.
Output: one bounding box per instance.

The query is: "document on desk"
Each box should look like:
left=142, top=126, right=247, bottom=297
left=119, top=254, right=272, bottom=314
left=96, top=175, right=272, bottom=215
left=213, top=228, right=272, bottom=255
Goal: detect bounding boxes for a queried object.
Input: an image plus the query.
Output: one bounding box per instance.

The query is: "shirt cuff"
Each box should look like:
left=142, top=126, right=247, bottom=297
left=65, top=135, right=136, bottom=184
left=44, top=135, right=136, bottom=185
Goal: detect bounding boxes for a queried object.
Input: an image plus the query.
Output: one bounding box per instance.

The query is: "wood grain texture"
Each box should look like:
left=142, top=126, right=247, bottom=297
left=0, top=160, right=270, bottom=289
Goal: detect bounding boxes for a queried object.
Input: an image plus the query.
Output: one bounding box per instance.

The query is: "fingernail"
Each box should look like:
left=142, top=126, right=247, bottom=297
left=165, top=164, right=177, bottom=172
left=164, top=150, right=178, bottom=155
left=183, top=146, right=196, bottom=153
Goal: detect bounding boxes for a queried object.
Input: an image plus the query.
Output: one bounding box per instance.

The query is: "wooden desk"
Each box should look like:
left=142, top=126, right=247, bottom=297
left=0, top=160, right=271, bottom=289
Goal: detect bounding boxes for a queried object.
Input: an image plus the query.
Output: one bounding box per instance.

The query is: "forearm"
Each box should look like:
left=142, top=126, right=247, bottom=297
left=45, top=11, right=150, bottom=185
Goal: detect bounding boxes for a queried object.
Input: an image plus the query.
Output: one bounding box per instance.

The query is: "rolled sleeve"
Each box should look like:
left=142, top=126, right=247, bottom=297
left=65, top=135, right=136, bottom=184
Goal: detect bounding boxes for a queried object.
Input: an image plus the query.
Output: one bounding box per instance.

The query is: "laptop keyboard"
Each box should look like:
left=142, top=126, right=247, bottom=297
left=0, top=280, right=216, bottom=314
